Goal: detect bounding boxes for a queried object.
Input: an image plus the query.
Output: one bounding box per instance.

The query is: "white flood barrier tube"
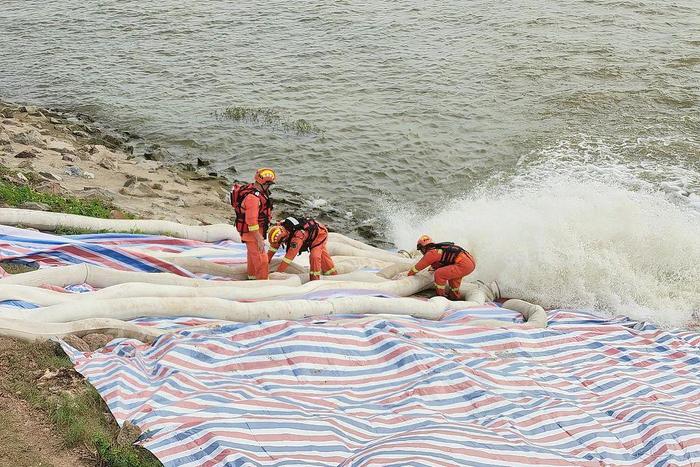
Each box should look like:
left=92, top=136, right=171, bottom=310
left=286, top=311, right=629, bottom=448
left=162, top=256, right=307, bottom=278
left=0, top=264, right=302, bottom=288
left=327, top=232, right=395, bottom=255
left=4, top=296, right=452, bottom=323
left=0, top=294, right=547, bottom=342
left=465, top=299, right=548, bottom=329
left=326, top=242, right=414, bottom=264
left=0, top=317, right=164, bottom=342
left=0, top=208, right=240, bottom=242
left=0, top=274, right=435, bottom=307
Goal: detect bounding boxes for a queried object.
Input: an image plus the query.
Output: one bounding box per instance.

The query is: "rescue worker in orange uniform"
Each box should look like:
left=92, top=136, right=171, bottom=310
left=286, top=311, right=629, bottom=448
left=266, top=216, right=337, bottom=281
left=230, top=168, right=276, bottom=280
left=407, top=235, right=476, bottom=300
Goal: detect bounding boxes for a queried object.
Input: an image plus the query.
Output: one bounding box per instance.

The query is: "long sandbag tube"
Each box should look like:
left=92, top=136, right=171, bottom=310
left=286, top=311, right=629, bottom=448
left=162, top=256, right=307, bottom=278
left=0, top=209, right=408, bottom=263
left=0, top=316, right=164, bottom=342
left=0, top=208, right=240, bottom=242
left=326, top=242, right=415, bottom=265
left=1, top=295, right=547, bottom=342
left=0, top=273, right=436, bottom=307
left=1, top=296, right=454, bottom=323
left=0, top=263, right=302, bottom=288
left=466, top=299, right=547, bottom=329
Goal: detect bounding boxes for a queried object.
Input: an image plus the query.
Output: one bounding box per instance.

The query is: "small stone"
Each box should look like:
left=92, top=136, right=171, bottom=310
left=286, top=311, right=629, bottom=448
left=136, top=176, right=149, bottom=182
left=35, top=181, right=64, bottom=194
left=46, top=141, right=73, bottom=153
left=101, top=133, right=126, bottom=149
left=99, top=157, right=115, bottom=170
left=136, top=183, right=158, bottom=197
left=49, top=117, right=61, bottom=125
left=82, top=333, right=112, bottom=351
left=0, top=130, right=11, bottom=147
left=64, top=166, right=82, bottom=177
left=82, top=187, right=115, bottom=202
left=61, top=154, right=76, bottom=162
left=151, top=182, right=163, bottom=190
left=143, top=146, right=169, bottom=161
left=82, top=171, right=95, bottom=179
left=123, top=176, right=136, bottom=187
left=39, top=172, right=63, bottom=182
left=174, top=175, right=187, bottom=185
left=77, top=151, right=92, bottom=161
left=13, top=128, right=46, bottom=148
left=17, top=160, right=34, bottom=170
left=14, top=150, right=37, bottom=158
left=18, top=201, right=50, bottom=211
left=20, top=105, right=41, bottom=116
left=110, top=209, right=128, bottom=219
left=62, top=334, right=90, bottom=352
left=72, top=130, right=89, bottom=138
left=15, top=172, right=29, bottom=184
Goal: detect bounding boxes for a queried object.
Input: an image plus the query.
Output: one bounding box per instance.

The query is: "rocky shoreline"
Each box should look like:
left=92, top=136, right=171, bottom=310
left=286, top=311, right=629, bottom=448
left=0, top=100, right=235, bottom=226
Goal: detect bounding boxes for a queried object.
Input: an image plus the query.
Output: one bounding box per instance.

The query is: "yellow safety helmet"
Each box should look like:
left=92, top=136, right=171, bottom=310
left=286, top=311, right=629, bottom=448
left=255, top=168, right=277, bottom=185
left=268, top=224, right=288, bottom=244
left=416, top=235, right=433, bottom=253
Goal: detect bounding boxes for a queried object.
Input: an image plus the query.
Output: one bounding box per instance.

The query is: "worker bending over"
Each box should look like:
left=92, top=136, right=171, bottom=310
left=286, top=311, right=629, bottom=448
left=231, top=168, right=276, bottom=279
left=267, top=216, right=337, bottom=281
left=408, top=235, right=476, bottom=300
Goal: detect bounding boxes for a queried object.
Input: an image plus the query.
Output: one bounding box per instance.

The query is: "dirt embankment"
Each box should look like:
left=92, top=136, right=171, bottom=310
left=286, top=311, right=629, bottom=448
left=0, top=336, right=160, bottom=466
left=0, top=338, right=90, bottom=466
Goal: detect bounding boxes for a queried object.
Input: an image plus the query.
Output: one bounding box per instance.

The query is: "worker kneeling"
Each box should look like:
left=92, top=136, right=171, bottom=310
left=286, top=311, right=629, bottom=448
left=267, top=217, right=337, bottom=281
left=407, top=235, right=476, bottom=300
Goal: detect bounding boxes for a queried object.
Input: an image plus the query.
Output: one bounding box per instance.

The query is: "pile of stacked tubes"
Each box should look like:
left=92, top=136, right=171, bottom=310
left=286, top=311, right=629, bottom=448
left=0, top=209, right=547, bottom=343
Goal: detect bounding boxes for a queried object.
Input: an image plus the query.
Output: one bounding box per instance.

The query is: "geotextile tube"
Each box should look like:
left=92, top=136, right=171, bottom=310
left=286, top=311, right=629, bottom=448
left=0, top=274, right=435, bottom=306
left=0, top=263, right=303, bottom=288
left=1, top=296, right=453, bottom=323
left=0, top=316, right=164, bottom=342
left=0, top=208, right=240, bottom=242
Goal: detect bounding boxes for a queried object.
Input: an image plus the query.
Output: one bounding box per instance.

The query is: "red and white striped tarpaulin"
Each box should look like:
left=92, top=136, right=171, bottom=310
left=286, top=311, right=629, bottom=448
left=1, top=227, right=699, bottom=466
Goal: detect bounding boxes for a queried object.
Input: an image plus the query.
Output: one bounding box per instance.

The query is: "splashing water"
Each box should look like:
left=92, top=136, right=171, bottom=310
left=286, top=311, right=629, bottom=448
left=385, top=141, right=700, bottom=328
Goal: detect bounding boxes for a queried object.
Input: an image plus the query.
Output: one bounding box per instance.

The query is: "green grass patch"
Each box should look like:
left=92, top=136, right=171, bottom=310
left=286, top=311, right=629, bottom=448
left=219, top=106, right=323, bottom=136
left=53, top=226, right=146, bottom=236
left=0, top=179, right=113, bottom=218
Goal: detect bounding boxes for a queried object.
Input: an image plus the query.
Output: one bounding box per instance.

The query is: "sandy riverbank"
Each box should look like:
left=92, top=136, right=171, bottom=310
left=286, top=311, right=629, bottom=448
left=0, top=101, right=234, bottom=226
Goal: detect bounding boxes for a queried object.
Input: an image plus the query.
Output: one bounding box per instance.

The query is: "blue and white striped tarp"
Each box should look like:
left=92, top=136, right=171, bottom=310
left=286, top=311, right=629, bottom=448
left=1, top=227, right=699, bottom=466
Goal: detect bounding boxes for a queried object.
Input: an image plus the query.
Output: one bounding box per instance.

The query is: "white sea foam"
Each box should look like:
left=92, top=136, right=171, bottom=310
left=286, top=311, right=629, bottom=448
left=384, top=141, right=700, bottom=328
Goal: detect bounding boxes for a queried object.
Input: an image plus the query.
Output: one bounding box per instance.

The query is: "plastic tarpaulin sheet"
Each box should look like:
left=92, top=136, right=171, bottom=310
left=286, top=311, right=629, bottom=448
left=2, top=227, right=699, bottom=466
left=58, top=309, right=700, bottom=467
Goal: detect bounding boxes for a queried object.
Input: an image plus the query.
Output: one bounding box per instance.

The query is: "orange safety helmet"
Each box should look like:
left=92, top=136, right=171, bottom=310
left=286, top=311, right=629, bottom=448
left=416, top=234, right=433, bottom=253
left=267, top=224, right=288, bottom=244
left=255, top=168, right=277, bottom=185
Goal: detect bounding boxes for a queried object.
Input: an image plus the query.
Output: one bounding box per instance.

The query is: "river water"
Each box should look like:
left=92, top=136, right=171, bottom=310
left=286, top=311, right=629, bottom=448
left=1, top=0, right=699, bottom=326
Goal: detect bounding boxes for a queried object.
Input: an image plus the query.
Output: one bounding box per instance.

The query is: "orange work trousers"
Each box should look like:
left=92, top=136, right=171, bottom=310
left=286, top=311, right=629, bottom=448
left=241, top=232, right=268, bottom=280
left=308, top=229, right=336, bottom=281
left=433, top=252, right=475, bottom=300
